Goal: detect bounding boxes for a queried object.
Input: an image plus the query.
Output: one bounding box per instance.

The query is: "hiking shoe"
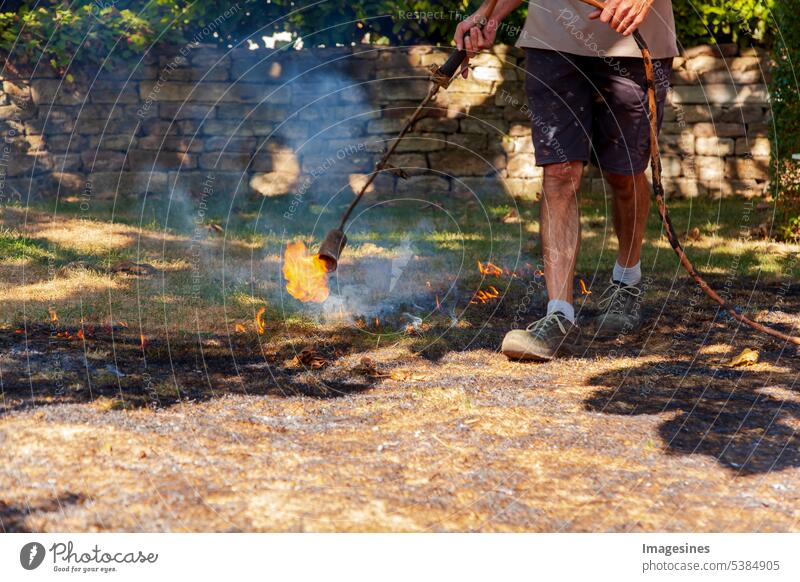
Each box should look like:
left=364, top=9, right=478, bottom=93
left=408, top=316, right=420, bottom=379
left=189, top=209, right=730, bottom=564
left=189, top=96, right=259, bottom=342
left=501, top=312, right=583, bottom=361
left=591, top=279, right=643, bottom=338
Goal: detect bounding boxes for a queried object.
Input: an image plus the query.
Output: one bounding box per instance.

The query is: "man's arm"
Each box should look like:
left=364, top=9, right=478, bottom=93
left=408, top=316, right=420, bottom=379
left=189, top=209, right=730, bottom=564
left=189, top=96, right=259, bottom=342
left=453, top=0, right=523, bottom=78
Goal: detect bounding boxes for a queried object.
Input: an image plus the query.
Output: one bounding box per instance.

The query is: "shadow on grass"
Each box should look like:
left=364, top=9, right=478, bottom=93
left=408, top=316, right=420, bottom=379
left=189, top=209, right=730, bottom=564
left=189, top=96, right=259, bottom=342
left=0, top=324, right=380, bottom=417
left=0, top=492, right=86, bottom=533
left=585, top=358, right=800, bottom=475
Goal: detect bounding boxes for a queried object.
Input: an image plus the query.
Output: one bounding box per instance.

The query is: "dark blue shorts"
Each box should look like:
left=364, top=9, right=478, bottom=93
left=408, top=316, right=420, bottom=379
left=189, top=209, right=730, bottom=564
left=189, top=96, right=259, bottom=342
left=523, top=48, right=673, bottom=176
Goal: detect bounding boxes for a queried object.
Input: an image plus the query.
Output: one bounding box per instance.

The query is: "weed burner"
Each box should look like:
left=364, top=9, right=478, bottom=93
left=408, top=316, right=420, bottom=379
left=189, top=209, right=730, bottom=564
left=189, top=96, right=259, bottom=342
left=317, top=1, right=497, bottom=272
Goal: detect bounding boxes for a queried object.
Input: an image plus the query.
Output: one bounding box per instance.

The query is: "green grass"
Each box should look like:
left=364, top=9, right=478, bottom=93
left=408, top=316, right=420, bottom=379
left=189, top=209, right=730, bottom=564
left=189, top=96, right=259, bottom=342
left=0, top=228, right=56, bottom=263
left=4, top=189, right=797, bottom=332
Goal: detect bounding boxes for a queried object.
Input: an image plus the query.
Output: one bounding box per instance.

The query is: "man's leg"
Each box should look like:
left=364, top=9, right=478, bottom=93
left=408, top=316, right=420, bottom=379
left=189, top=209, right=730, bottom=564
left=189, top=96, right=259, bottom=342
left=605, top=171, right=650, bottom=284
left=501, top=48, right=589, bottom=361
left=589, top=170, right=650, bottom=337
left=500, top=160, right=585, bottom=361
left=541, top=161, right=584, bottom=321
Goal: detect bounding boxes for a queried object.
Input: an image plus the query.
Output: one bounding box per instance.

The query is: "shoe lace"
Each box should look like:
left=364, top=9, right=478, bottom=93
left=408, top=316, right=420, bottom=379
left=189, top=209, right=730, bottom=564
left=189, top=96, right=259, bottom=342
left=597, top=281, right=641, bottom=314
left=525, top=312, right=567, bottom=336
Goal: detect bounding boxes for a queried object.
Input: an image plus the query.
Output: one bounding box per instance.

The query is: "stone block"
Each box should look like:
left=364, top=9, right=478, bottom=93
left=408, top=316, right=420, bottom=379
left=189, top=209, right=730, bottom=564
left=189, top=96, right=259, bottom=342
left=30, top=80, right=86, bottom=106
left=685, top=55, right=726, bottom=74
left=129, top=150, right=196, bottom=171
left=694, top=136, right=735, bottom=156
left=446, top=133, right=488, bottom=151
left=90, top=81, right=140, bottom=104
left=159, top=102, right=217, bottom=120
left=695, top=156, right=726, bottom=181
left=671, top=84, right=769, bottom=105
left=507, top=154, right=540, bottom=179
left=138, top=136, right=203, bottom=153
left=89, top=171, right=169, bottom=199
left=734, top=137, right=770, bottom=157
left=659, top=131, right=694, bottom=155
left=394, top=133, right=446, bottom=153
left=249, top=172, right=298, bottom=197
left=429, top=150, right=503, bottom=177
left=204, top=136, right=257, bottom=152
left=199, top=152, right=252, bottom=171
left=662, top=177, right=707, bottom=198
left=395, top=175, right=450, bottom=194
left=169, top=170, right=249, bottom=199
left=726, top=157, right=770, bottom=180
left=80, top=151, right=127, bottom=172
left=692, top=122, right=746, bottom=137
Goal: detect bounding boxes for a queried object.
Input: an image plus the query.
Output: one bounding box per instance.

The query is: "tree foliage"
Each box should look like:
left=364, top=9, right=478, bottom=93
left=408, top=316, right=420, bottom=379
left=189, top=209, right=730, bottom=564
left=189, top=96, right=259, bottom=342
left=0, top=1, right=778, bottom=74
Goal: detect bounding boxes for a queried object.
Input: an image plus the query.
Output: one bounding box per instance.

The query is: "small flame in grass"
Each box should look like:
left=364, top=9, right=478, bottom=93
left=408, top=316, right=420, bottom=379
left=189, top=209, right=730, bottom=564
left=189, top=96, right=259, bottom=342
left=471, top=285, right=500, bottom=305
left=534, top=269, right=545, bottom=277
left=256, top=307, right=267, bottom=335
left=478, top=261, right=503, bottom=277
left=579, top=278, right=592, bottom=295
left=234, top=323, right=247, bottom=333
left=140, top=334, right=147, bottom=349
left=76, top=329, right=85, bottom=341
left=48, top=308, right=58, bottom=323
left=283, top=241, right=330, bottom=303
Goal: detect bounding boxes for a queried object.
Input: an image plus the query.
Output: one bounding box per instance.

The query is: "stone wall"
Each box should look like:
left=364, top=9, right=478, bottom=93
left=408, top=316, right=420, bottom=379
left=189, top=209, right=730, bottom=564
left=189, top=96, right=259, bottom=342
left=0, top=43, right=771, bottom=206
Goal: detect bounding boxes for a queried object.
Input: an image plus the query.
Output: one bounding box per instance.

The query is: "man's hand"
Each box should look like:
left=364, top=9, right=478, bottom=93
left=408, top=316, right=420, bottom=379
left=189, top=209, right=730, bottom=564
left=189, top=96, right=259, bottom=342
left=454, top=11, right=499, bottom=78
left=589, top=0, right=654, bottom=36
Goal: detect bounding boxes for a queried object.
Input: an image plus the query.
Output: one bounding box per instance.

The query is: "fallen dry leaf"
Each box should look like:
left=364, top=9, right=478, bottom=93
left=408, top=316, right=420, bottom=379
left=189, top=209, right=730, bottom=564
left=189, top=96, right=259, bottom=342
left=390, top=369, right=428, bottom=381
left=499, top=209, right=521, bottom=224
left=353, top=356, right=390, bottom=378
left=727, top=347, right=759, bottom=368
left=111, top=261, right=158, bottom=276
left=297, top=347, right=328, bottom=369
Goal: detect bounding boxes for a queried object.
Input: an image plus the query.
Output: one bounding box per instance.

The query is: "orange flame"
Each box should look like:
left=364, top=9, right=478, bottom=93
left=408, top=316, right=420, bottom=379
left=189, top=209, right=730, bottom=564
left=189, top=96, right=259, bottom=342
left=48, top=308, right=58, bottom=322
left=140, top=334, right=148, bottom=349
left=76, top=329, right=85, bottom=340
left=579, top=278, right=592, bottom=295
left=256, top=307, right=267, bottom=335
left=234, top=323, right=247, bottom=333
left=283, top=241, right=330, bottom=303
left=471, top=285, right=500, bottom=305
left=478, top=261, right=503, bottom=277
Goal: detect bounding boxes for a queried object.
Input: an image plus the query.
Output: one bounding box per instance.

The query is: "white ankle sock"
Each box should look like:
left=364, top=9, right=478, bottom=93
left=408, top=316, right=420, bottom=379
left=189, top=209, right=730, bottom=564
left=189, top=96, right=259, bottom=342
left=547, top=299, right=575, bottom=323
left=613, top=260, right=641, bottom=286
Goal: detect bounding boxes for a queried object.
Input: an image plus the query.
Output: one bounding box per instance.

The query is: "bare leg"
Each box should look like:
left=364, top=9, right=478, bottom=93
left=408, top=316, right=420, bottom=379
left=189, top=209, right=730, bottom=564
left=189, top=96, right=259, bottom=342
left=605, top=171, right=650, bottom=268
left=540, top=161, right=584, bottom=305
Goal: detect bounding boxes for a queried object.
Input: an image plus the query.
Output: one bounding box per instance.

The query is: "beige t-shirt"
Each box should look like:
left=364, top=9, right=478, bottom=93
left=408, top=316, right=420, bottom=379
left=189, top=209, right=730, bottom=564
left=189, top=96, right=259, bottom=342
left=516, top=0, right=678, bottom=59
